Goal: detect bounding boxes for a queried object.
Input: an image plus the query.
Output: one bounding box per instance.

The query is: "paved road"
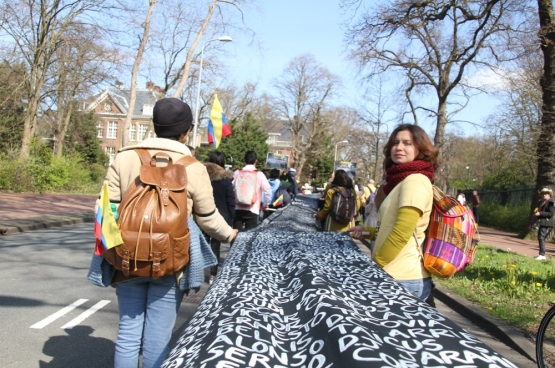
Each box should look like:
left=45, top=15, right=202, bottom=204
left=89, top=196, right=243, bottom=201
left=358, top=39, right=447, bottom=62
left=0, top=223, right=207, bottom=367
left=0, top=192, right=538, bottom=367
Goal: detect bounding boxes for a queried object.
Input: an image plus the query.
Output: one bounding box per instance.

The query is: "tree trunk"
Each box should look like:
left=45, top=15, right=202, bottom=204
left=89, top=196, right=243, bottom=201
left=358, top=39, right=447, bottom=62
left=123, top=0, right=157, bottom=148
left=434, top=98, right=448, bottom=184
left=528, top=0, right=555, bottom=237
left=54, top=103, right=74, bottom=158
left=171, top=0, right=217, bottom=98
left=373, top=125, right=381, bottom=182
left=20, top=96, right=41, bottom=157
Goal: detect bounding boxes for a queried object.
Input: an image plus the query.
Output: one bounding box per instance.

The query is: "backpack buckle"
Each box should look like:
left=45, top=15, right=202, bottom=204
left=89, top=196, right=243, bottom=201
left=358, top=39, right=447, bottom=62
left=152, top=251, right=161, bottom=279
left=122, top=250, right=130, bottom=276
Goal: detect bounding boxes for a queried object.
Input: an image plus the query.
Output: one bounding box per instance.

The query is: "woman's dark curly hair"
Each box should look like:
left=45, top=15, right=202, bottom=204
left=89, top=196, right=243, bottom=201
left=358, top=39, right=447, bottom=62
left=383, top=124, right=439, bottom=170
left=331, top=169, right=353, bottom=189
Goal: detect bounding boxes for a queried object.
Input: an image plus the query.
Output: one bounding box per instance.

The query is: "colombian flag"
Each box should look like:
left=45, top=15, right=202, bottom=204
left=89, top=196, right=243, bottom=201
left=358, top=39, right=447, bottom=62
left=272, top=194, right=284, bottom=207
left=94, top=182, right=123, bottom=256
left=207, top=94, right=231, bottom=148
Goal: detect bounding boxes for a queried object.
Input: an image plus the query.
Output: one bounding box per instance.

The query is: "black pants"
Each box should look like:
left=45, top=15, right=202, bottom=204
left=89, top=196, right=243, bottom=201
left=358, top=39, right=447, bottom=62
left=210, top=237, right=221, bottom=276
left=538, top=226, right=553, bottom=256
left=473, top=206, right=480, bottom=224
left=233, top=210, right=259, bottom=231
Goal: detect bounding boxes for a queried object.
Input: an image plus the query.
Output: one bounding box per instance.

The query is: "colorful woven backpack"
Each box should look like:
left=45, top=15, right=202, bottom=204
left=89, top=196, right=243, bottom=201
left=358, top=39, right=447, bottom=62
left=421, top=186, right=480, bottom=278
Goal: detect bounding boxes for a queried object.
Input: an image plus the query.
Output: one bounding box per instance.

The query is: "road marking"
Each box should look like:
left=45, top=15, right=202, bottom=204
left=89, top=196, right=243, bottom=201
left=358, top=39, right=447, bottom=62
left=61, top=300, right=111, bottom=329
left=30, top=299, right=88, bottom=329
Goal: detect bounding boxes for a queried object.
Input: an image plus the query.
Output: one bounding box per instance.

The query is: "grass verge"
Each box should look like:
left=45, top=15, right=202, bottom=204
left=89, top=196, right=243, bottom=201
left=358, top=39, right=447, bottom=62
left=435, top=244, right=555, bottom=337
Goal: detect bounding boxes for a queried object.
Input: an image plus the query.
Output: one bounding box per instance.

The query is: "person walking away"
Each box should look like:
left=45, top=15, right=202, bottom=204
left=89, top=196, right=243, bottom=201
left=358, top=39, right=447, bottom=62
left=348, top=124, right=437, bottom=302
left=357, top=180, right=370, bottom=222
left=268, top=168, right=281, bottom=203
left=315, top=169, right=361, bottom=231
left=204, top=151, right=235, bottom=284
left=287, top=168, right=299, bottom=200
left=456, top=189, right=466, bottom=206
left=534, top=188, right=555, bottom=260
left=233, top=151, right=272, bottom=231
left=103, top=98, right=238, bottom=368
left=472, top=190, right=480, bottom=224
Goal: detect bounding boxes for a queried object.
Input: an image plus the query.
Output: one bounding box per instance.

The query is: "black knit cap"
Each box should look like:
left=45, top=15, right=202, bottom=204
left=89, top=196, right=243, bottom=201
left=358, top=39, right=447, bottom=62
left=152, top=98, right=193, bottom=138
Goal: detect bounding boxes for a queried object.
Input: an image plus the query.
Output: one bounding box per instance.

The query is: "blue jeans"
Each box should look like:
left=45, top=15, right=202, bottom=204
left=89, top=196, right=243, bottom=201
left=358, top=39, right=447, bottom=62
left=114, top=275, right=185, bottom=368
left=398, top=277, right=433, bottom=301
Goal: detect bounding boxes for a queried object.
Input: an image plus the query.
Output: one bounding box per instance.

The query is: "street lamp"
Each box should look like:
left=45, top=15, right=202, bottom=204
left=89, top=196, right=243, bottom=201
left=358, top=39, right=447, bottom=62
left=191, top=35, right=233, bottom=147
left=465, top=166, right=470, bottom=189
left=334, top=140, right=349, bottom=163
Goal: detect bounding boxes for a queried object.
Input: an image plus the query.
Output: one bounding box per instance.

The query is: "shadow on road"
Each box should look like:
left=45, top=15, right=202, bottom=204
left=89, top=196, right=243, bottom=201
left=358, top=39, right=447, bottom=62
left=39, top=326, right=114, bottom=367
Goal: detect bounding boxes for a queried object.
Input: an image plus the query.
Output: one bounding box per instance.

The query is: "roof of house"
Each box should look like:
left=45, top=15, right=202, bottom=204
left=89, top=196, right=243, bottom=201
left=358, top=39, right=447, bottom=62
left=87, top=87, right=162, bottom=118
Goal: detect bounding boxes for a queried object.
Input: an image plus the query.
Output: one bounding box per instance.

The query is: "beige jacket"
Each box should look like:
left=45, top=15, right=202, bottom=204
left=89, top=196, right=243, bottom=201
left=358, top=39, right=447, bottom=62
left=104, top=137, right=234, bottom=242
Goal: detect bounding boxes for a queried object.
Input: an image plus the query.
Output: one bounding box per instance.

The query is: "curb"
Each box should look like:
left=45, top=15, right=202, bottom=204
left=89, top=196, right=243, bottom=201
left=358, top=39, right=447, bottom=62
left=435, top=283, right=536, bottom=363
left=0, top=212, right=95, bottom=235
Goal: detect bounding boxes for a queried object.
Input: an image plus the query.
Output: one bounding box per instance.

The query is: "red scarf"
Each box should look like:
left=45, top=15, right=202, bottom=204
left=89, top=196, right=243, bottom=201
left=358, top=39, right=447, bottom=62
left=382, top=160, right=434, bottom=196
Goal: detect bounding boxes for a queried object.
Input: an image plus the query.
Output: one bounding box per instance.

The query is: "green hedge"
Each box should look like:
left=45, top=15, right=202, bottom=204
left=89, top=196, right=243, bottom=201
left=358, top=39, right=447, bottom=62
left=479, top=202, right=529, bottom=233
left=0, top=140, right=105, bottom=194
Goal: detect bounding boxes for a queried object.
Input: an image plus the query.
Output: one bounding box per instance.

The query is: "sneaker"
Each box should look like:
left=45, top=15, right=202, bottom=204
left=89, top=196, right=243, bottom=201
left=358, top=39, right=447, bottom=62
left=209, top=275, right=216, bottom=285
left=535, top=255, right=547, bottom=261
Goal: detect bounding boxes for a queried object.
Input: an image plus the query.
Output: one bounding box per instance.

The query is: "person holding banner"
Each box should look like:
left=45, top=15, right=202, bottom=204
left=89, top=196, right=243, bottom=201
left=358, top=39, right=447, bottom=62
left=204, top=151, right=235, bottom=283
left=101, top=98, right=237, bottom=368
left=348, top=124, right=438, bottom=301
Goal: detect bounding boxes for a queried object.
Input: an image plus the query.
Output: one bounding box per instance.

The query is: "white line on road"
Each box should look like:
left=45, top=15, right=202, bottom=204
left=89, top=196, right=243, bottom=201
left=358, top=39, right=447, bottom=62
left=30, top=299, right=89, bottom=329
left=61, top=300, right=111, bottom=329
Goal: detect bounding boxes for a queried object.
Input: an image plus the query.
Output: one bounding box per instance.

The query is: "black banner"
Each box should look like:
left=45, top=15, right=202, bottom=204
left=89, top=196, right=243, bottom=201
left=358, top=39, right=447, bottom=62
left=162, top=196, right=516, bottom=368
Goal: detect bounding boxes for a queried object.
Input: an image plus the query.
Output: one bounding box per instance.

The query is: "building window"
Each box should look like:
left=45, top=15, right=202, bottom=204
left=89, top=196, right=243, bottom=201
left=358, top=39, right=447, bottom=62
left=106, top=147, right=116, bottom=164
left=130, top=124, right=136, bottom=142
left=96, top=122, right=104, bottom=138
left=137, top=124, right=152, bottom=142
left=107, top=121, right=118, bottom=139
left=266, top=135, right=276, bottom=144
left=143, top=104, right=154, bottom=115
left=277, top=150, right=282, bottom=155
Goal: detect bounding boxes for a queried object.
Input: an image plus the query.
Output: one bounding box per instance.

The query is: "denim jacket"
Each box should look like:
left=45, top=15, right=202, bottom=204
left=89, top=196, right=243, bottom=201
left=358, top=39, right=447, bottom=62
left=87, top=218, right=217, bottom=292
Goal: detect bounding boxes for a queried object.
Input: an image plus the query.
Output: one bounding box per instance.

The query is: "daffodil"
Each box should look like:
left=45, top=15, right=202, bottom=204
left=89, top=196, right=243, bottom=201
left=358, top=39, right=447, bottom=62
left=537, top=283, right=542, bottom=287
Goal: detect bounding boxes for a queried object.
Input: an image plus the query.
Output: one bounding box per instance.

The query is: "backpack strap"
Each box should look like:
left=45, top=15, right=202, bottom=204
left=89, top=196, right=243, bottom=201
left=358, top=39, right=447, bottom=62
left=135, top=148, right=152, bottom=165
left=135, top=148, right=196, bottom=168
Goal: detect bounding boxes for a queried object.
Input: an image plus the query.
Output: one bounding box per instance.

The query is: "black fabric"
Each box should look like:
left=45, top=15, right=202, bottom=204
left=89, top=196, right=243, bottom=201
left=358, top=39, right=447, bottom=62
left=209, top=237, right=221, bottom=276
left=163, top=195, right=512, bottom=368
left=211, top=177, right=235, bottom=226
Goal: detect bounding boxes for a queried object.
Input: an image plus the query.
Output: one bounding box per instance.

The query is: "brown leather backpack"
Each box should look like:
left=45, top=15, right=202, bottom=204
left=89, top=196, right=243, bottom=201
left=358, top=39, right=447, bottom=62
left=103, top=148, right=195, bottom=279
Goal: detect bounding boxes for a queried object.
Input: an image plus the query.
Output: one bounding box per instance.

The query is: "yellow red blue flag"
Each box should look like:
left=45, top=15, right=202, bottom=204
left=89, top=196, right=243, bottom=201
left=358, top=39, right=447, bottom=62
left=94, top=182, right=123, bottom=256
left=207, top=94, right=231, bottom=148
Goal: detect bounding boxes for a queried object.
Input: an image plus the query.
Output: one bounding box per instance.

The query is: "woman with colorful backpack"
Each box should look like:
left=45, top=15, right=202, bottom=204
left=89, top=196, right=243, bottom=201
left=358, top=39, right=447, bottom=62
left=348, top=124, right=438, bottom=301
left=315, top=169, right=360, bottom=232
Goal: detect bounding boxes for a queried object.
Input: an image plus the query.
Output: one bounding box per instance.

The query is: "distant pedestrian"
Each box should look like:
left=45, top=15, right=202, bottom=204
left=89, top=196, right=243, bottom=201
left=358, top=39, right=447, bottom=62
left=534, top=188, right=555, bottom=261
left=456, top=189, right=466, bottom=206
left=315, top=169, right=360, bottom=232
left=287, top=168, right=299, bottom=200
left=268, top=168, right=281, bottom=203
left=472, top=190, right=480, bottom=224
left=232, top=151, right=272, bottom=231
left=204, top=151, right=235, bottom=284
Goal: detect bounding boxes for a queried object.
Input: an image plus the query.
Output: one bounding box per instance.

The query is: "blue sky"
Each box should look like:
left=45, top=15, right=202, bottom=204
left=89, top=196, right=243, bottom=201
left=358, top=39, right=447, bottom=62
left=227, top=0, right=361, bottom=103
left=223, top=0, right=498, bottom=136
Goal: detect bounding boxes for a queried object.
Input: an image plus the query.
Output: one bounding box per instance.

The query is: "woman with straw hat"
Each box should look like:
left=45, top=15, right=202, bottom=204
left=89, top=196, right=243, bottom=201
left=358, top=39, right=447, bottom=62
left=534, top=187, right=555, bottom=261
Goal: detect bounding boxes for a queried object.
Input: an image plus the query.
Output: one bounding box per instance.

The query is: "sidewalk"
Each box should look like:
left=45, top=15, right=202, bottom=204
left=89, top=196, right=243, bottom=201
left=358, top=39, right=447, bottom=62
left=0, top=192, right=540, bottom=364
left=0, top=192, right=96, bottom=235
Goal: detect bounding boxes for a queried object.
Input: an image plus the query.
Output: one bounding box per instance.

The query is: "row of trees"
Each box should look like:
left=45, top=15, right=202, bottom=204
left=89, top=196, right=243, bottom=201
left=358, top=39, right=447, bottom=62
left=1, top=0, right=554, bottom=235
